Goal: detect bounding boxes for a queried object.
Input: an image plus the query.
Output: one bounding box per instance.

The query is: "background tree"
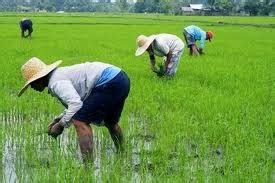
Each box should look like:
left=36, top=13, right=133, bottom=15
left=134, top=0, right=146, bottom=13
left=244, top=0, right=260, bottom=16
left=0, top=0, right=274, bottom=15
left=54, top=0, right=65, bottom=11
left=215, top=0, right=234, bottom=15
left=207, top=0, right=216, bottom=6
left=258, top=0, right=272, bottom=16
left=117, top=0, right=129, bottom=11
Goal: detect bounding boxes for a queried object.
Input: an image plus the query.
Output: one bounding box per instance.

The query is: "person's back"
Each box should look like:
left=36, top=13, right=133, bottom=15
left=48, top=62, right=114, bottom=100
left=19, top=18, right=33, bottom=38
left=152, top=33, right=184, bottom=57
left=155, top=33, right=184, bottom=53
left=184, top=25, right=205, bottom=41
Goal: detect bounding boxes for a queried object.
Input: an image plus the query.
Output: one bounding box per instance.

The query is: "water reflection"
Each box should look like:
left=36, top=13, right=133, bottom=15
left=3, top=139, right=18, bottom=183
left=1, top=111, right=154, bottom=182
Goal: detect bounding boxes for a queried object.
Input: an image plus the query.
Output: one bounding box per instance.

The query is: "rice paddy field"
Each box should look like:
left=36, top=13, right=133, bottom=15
left=0, top=13, right=274, bottom=182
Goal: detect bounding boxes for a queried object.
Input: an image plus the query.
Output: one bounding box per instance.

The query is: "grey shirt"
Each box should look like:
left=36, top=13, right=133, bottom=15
left=48, top=62, right=112, bottom=127
left=150, top=33, right=184, bottom=57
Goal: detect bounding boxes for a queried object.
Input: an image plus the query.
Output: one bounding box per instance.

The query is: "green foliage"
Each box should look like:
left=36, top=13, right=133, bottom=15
left=213, top=0, right=234, bottom=15
left=153, top=62, right=165, bottom=77
left=208, top=0, right=216, bottom=6
left=0, top=0, right=275, bottom=15
left=243, top=0, right=272, bottom=16
left=244, top=0, right=261, bottom=16
left=0, top=14, right=273, bottom=182
left=117, top=0, right=129, bottom=11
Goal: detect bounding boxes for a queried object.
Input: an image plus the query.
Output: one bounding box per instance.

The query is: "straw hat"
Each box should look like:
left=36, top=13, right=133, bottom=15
left=135, top=35, right=156, bottom=56
left=18, top=57, right=62, bottom=97
left=206, top=31, right=214, bottom=42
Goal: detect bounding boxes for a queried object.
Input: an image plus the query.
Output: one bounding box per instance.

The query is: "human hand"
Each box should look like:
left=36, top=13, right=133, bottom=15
left=151, top=65, right=158, bottom=72
left=48, top=117, right=61, bottom=132
left=154, top=70, right=165, bottom=77
left=48, top=122, right=64, bottom=139
left=198, top=48, right=204, bottom=55
left=153, top=64, right=165, bottom=77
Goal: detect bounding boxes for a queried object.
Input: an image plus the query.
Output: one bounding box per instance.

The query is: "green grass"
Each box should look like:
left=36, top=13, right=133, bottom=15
left=0, top=13, right=273, bottom=182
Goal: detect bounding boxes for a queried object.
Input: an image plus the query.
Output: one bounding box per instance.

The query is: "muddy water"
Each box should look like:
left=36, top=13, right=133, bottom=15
left=2, top=112, right=154, bottom=182
left=3, top=139, right=17, bottom=183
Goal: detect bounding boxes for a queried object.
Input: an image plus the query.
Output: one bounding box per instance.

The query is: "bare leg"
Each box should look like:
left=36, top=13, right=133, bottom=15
left=28, top=29, right=33, bottom=39
left=73, top=120, right=93, bottom=164
left=189, top=47, right=193, bottom=55
left=105, top=123, right=124, bottom=152
left=191, top=45, right=200, bottom=56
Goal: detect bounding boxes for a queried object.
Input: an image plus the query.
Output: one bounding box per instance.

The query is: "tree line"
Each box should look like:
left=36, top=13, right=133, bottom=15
left=0, top=0, right=275, bottom=16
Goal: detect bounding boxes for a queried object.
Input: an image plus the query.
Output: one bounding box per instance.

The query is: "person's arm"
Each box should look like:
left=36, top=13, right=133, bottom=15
left=154, top=40, right=170, bottom=75
left=27, top=27, right=33, bottom=38
left=48, top=109, right=67, bottom=127
left=148, top=49, right=157, bottom=71
left=50, top=80, right=83, bottom=128
left=56, top=110, right=66, bottom=120
left=191, top=45, right=200, bottom=56
left=48, top=110, right=66, bottom=131
left=198, top=33, right=206, bottom=55
left=198, top=48, right=204, bottom=55
left=21, top=31, right=25, bottom=38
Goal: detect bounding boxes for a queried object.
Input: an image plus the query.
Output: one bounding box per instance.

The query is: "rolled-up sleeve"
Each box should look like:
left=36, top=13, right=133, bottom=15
left=50, top=80, right=83, bottom=128
left=55, top=109, right=66, bottom=120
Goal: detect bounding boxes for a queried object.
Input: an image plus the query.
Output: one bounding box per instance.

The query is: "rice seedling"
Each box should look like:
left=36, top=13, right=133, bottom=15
left=0, top=13, right=273, bottom=182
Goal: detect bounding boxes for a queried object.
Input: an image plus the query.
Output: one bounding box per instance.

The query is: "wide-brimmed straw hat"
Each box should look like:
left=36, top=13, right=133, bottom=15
left=135, top=35, right=156, bottom=56
left=18, top=57, right=62, bottom=97
left=206, top=31, right=214, bottom=42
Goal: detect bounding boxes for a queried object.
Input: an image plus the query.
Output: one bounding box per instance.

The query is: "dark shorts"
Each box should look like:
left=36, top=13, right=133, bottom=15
left=183, top=31, right=195, bottom=48
left=20, top=19, right=33, bottom=32
left=73, top=71, right=130, bottom=126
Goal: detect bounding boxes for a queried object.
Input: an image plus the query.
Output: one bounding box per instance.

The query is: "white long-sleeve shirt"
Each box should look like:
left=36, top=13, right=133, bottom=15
left=48, top=62, right=113, bottom=127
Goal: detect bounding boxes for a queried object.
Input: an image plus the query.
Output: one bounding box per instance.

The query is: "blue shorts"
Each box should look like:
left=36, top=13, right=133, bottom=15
left=73, top=71, right=130, bottom=126
left=183, top=31, right=195, bottom=48
left=20, top=19, right=33, bottom=32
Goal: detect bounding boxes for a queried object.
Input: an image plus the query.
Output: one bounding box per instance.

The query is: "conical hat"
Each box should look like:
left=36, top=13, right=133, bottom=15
left=18, top=57, right=62, bottom=97
left=135, top=35, right=156, bottom=56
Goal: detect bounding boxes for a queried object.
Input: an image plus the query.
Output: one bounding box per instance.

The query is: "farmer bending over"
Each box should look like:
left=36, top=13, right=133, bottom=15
left=135, top=33, right=184, bottom=77
left=18, top=57, right=130, bottom=163
left=183, top=25, right=213, bottom=56
left=19, top=18, right=33, bottom=38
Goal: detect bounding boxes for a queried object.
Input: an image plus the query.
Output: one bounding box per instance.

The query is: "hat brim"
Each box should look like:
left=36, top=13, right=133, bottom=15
left=18, top=60, right=62, bottom=97
left=135, top=35, right=156, bottom=56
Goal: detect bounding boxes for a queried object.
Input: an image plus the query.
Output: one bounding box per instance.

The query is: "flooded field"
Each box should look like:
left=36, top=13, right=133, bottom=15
left=0, top=14, right=273, bottom=182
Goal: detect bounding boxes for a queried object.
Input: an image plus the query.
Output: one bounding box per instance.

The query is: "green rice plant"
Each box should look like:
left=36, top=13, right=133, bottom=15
left=153, top=62, right=165, bottom=77
left=0, top=13, right=273, bottom=182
